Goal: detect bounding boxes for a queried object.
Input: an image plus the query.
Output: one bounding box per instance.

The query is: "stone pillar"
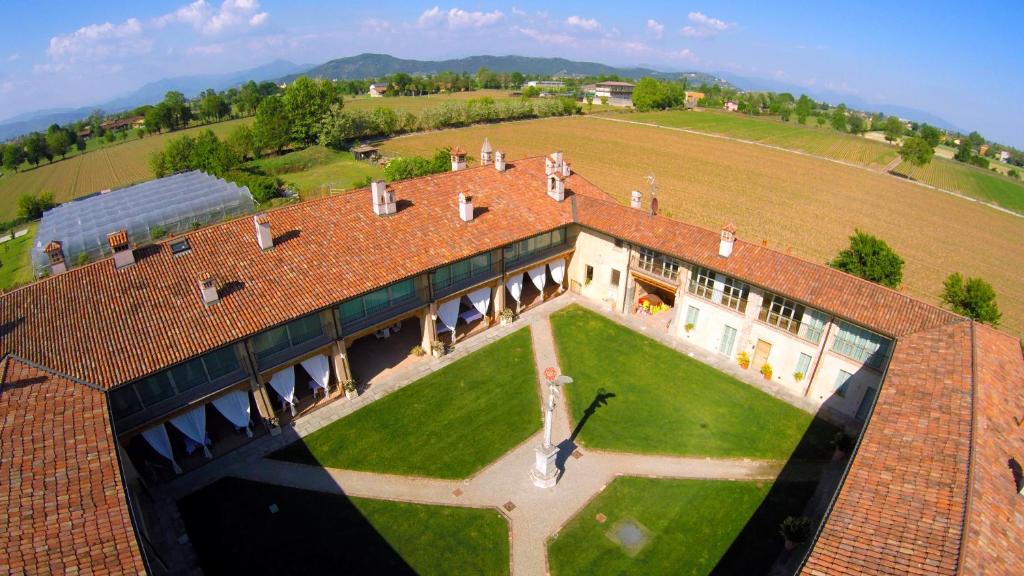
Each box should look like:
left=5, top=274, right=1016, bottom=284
left=421, top=306, right=436, bottom=351
left=251, top=379, right=276, bottom=427
left=331, top=339, right=352, bottom=384
left=494, top=280, right=506, bottom=318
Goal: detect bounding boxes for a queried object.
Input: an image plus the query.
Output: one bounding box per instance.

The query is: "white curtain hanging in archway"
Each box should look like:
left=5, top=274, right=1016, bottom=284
left=300, top=355, right=330, bottom=396
left=468, top=286, right=492, bottom=317
left=169, top=404, right=212, bottom=459
left=506, top=274, right=524, bottom=303
left=549, top=259, right=565, bottom=286
left=528, top=265, right=547, bottom=292
left=268, top=367, right=297, bottom=416
left=437, top=297, right=462, bottom=342
left=211, top=389, right=253, bottom=438
left=141, top=423, right=182, bottom=474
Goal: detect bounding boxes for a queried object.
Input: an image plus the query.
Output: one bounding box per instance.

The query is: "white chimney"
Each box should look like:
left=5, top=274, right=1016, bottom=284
left=450, top=146, right=467, bottom=171
left=630, top=190, right=642, bottom=209
left=545, top=151, right=563, bottom=176
left=547, top=173, right=566, bottom=202
left=107, top=229, right=135, bottom=269
left=480, top=138, right=494, bottom=165
left=371, top=180, right=396, bottom=216
left=254, top=213, right=273, bottom=251
left=719, top=223, right=737, bottom=258
left=44, top=240, right=66, bottom=274
left=495, top=151, right=506, bottom=172
left=562, top=161, right=571, bottom=178
left=458, top=193, right=474, bottom=222
left=199, top=272, right=219, bottom=306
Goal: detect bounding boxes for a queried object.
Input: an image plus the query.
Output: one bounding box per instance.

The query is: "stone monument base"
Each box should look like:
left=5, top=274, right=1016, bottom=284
left=530, top=444, right=560, bottom=488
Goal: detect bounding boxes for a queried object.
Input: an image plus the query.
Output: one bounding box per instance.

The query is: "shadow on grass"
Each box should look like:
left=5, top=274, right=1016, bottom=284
left=556, top=389, right=616, bottom=472
left=179, top=437, right=415, bottom=575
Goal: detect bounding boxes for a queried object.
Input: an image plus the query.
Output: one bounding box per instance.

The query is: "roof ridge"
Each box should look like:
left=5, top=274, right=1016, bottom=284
left=0, top=353, right=105, bottom=391
left=957, top=320, right=978, bottom=575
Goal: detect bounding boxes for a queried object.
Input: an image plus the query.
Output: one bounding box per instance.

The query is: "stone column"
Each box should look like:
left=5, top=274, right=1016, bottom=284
left=421, top=305, right=437, bottom=351
left=331, top=339, right=352, bottom=384
left=494, top=280, right=506, bottom=319
left=250, top=378, right=276, bottom=429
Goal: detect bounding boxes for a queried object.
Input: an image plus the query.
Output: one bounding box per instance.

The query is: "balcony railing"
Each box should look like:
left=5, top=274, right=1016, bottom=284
left=341, top=294, right=424, bottom=335
left=687, top=279, right=748, bottom=313
left=504, top=243, right=570, bottom=271
left=631, top=252, right=681, bottom=285
left=431, top=262, right=501, bottom=300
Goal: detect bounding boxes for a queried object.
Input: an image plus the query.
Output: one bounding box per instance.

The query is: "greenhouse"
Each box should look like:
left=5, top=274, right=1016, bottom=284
left=32, top=171, right=254, bottom=274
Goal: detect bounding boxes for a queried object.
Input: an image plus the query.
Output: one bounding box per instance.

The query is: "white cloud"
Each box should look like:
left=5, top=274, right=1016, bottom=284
left=418, top=6, right=504, bottom=29
left=513, top=26, right=578, bottom=47
left=6, top=52, right=19, bottom=62
left=681, top=11, right=734, bottom=38
left=566, top=15, right=601, bottom=31
left=672, top=48, right=698, bottom=63
left=511, top=7, right=527, bottom=16
left=156, top=0, right=269, bottom=35
left=46, top=18, right=148, bottom=63
left=646, top=19, right=664, bottom=39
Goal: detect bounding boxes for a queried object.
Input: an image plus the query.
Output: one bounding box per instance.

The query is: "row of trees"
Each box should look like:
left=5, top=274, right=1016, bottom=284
left=149, top=129, right=280, bottom=202
left=631, top=78, right=685, bottom=112
left=829, top=230, right=1000, bottom=325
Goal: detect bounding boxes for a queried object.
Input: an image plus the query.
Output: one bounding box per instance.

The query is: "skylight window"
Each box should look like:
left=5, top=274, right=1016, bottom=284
left=170, top=238, right=192, bottom=256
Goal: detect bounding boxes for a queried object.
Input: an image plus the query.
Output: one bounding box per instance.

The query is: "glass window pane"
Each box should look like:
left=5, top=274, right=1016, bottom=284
left=253, top=325, right=290, bottom=359
left=136, top=372, right=175, bottom=405
left=536, top=232, right=551, bottom=250
left=431, top=266, right=451, bottom=289
left=169, top=358, right=208, bottom=391
left=364, top=288, right=389, bottom=315
left=203, top=346, right=240, bottom=380
left=452, top=259, right=471, bottom=280
left=389, top=279, right=415, bottom=302
left=796, top=353, right=812, bottom=376
left=110, top=385, right=143, bottom=418
left=287, top=314, right=323, bottom=345
left=471, top=253, right=491, bottom=274
left=340, top=297, right=365, bottom=323
left=552, top=228, right=565, bottom=245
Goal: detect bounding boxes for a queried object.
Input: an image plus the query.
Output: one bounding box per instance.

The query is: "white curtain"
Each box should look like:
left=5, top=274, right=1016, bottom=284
left=528, top=265, right=547, bottom=293
left=549, top=259, right=565, bottom=286
left=468, top=286, right=492, bottom=317
left=437, top=297, right=462, bottom=344
left=141, top=424, right=182, bottom=474
left=169, top=405, right=212, bottom=459
left=301, top=355, right=331, bottom=396
left=506, top=275, right=524, bottom=303
left=211, top=390, right=253, bottom=438
left=269, top=367, right=297, bottom=416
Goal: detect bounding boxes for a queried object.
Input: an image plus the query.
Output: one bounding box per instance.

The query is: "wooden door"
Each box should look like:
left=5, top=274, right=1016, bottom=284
left=752, top=339, right=772, bottom=371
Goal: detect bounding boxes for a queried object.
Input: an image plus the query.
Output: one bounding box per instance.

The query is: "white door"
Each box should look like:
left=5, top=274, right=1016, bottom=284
left=718, top=325, right=738, bottom=356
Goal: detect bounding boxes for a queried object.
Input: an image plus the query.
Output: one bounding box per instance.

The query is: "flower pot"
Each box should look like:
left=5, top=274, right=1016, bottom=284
left=739, top=363, right=750, bottom=370
left=500, top=317, right=511, bottom=326
left=762, top=374, right=772, bottom=380
left=346, top=389, right=358, bottom=400
left=432, top=349, right=442, bottom=358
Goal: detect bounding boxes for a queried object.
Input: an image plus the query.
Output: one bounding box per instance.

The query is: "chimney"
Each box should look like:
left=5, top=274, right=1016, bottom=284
left=458, top=193, right=474, bottom=222
left=545, top=151, right=563, bottom=176
left=562, top=160, right=571, bottom=178
left=44, top=240, right=66, bottom=274
left=630, top=190, right=642, bottom=209
left=198, top=272, right=219, bottom=306
left=480, top=138, right=493, bottom=165
left=254, top=213, right=273, bottom=251
left=547, top=172, right=566, bottom=202
left=107, top=229, right=135, bottom=269
left=495, top=150, right=506, bottom=172
left=450, top=146, right=467, bottom=171
left=371, top=180, right=396, bottom=216
left=719, top=223, right=737, bottom=258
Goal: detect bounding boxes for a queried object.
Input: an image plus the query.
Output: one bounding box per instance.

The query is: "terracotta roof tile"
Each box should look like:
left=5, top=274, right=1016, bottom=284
left=0, top=356, right=145, bottom=574
left=107, top=229, right=129, bottom=250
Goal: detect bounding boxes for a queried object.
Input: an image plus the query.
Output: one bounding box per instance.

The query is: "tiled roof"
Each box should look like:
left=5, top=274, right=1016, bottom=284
left=574, top=195, right=960, bottom=338
left=0, top=156, right=606, bottom=389
left=960, top=325, right=1024, bottom=574
left=0, top=356, right=145, bottom=574
left=107, top=229, right=129, bottom=249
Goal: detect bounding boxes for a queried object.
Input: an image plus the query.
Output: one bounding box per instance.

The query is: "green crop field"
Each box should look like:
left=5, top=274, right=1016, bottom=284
left=0, top=222, right=38, bottom=290
left=344, top=88, right=518, bottom=114
left=250, top=145, right=383, bottom=198
left=892, top=156, right=1024, bottom=213
left=620, top=109, right=899, bottom=168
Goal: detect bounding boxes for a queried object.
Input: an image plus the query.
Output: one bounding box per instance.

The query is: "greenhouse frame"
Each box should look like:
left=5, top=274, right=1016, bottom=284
left=32, top=171, right=254, bottom=275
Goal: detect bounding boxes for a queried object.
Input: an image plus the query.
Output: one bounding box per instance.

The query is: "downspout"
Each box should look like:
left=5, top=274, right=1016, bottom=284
left=804, top=314, right=836, bottom=397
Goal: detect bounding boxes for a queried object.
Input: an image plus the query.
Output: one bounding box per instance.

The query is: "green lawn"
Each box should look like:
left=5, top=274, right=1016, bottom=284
left=272, top=328, right=539, bottom=478
left=0, top=222, right=38, bottom=291
left=249, top=145, right=384, bottom=198
left=180, top=477, right=509, bottom=575
left=548, top=476, right=815, bottom=576
left=551, top=306, right=834, bottom=459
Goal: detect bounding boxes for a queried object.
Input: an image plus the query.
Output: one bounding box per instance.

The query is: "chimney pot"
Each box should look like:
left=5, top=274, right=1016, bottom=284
left=450, top=146, right=467, bottom=171
left=719, top=223, right=737, bottom=258
left=107, top=229, right=135, bottom=269
left=480, top=138, right=493, bottom=165
left=630, top=190, right=642, bottom=209
left=44, top=240, right=66, bottom=274
left=371, top=180, right=396, bottom=216
left=547, top=172, right=566, bottom=202
left=254, top=213, right=273, bottom=250
left=458, top=193, right=474, bottom=222
left=199, top=272, right=219, bottom=306
left=495, top=151, right=506, bottom=172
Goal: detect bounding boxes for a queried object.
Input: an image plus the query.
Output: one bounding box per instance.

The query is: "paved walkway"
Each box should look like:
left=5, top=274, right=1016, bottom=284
left=154, top=296, right=832, bottom=575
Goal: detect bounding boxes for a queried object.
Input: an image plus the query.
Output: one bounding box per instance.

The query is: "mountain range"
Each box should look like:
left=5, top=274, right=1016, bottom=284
left=0, top=53, right=955, bottom=141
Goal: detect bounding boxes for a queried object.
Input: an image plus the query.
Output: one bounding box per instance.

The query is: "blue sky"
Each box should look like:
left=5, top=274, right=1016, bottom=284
left=1, top=1, right=1021, bottom=146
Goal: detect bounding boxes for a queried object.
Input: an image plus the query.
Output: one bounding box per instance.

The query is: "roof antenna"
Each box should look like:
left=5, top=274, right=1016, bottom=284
left=646, top=173, right=658, bottom=216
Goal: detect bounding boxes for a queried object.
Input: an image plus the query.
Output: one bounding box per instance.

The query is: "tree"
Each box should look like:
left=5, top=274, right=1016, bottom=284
left=899, top=137, right=934, bottom=167
left=145, top=104, right=170, bottom=133
left=815, top=114, right=827, bottom=127
left=847, top=115, right=865, bottom=135
left=967, top=131, right=984, bottom=149
left=941, top=272, right=1000, bottom=325
left=585, top=92, right=594, bottom=112
left=17, top=191, right=56, bottom=219
left=46, top=125, right=71, bottom=159
left=198, top=89, right=229, bottom=123
left=631, top=78, right=684, bottom=112
left=282, top=76, right=341, bottom=146
left=830, top=108, right=847, bottom=132
left=954, top=139, right=973, bottom=163
left=237, top=80, right=263, bottom=115
left=794, top=94, right=813, bottom=124
left=829, top=230, right=904, bottom=288
left=919, top=124, right=941, bottom=147
left=24, top=132, right=50, bottom=166
left=226, top=124, right=258, bottom=161
left=3, top=143, right=24, bottom=172
left=254, top=96, right=290, bottom=155
left=161, top=91, right=191, bottom=130
left=883, top=116, right=904, bottom=142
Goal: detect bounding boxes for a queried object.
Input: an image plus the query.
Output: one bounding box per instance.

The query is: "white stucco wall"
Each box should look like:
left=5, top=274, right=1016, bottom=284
left=570, top=230, right=631, bottom=309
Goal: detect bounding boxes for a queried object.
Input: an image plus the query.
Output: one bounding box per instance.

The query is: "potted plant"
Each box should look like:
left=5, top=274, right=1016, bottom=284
left=499, top=308, right=515, bottom=326
left=760, top=362, right=773, bottom=380
left=779, top=516, right=812, bottom=551
left=268, top=416, right=282, bottom=436
left=685, top=322, right=695, bottom=333
left=793, top=371, right=805, bottom=383
left=431, top=340, right=446, bottom=358
left=342, top=379, right=358, bottom=400
left=737, top=351, right=751, bottom=370
left=410, top=345, right=425, bottom=357
left=830, top=432, right=855, bottom=461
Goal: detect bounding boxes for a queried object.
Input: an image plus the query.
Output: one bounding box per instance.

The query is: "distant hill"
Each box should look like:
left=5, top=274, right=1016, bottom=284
left=282, top=53, right=733, bottom=88
left=0, top=60, right=305, bottom=142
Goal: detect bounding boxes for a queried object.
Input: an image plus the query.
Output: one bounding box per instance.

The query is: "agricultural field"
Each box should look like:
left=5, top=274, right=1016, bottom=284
left=381, top=115, right=1024, bottom=336
left=344, top=88, right=519, bottom=114
left=892, top=156, right=1024, bottom=213
left=0, top=222, right=38, bottom=290
left=249, top=145, right=383, bottom=199
left=0, top=117, right=254, bottom=221
left=620, top=109, right=899, bottom=168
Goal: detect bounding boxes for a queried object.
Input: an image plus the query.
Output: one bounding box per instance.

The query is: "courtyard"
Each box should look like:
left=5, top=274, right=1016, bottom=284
left=175, top=299, right=838, bottom=575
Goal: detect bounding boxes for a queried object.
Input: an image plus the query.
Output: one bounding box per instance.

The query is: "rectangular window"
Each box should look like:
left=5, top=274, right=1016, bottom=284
left=169, top=358, right=208, bottom=392
left=136, top=372, right=175, bottom=405
left=832, top=321, right=890, bottom=369
left=340, top=298, right=366, bottom=323
left=203, top=346, right=240, bottom=380
left=110, top=385, right=143, bottom=419
left=363, top=287, right=390, bottom=316
left=504, top=228, right=565, bottom=265
left=689, top=267, right=716, bottom=300
left=685, top=305, right=700, bottom=327
left=431, top=253, right=492, bottom=294
left=720, top=276, right=749, bottom=313
left=253, top=314, right=324, bottom=360
left=610, top=269, right=621, bottom=287
left=585, top=265, right=594, bottom=284
left=287, top=314, right=324, bottom=346
left=389, top=278, right=415, bottom=302
left=801, top=310, right=827, bottom=344
left=719, top=325, right=738, bottom=356
left=795, top=353, right=812, bottom=378
left=758, top=293, right=805, bottom=335
left=252, top=324, right=290, bottom=359
left=834, top=370, right=852, bottom=398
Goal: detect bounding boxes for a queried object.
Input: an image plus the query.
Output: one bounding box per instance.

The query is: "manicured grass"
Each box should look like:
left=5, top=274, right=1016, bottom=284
left=250, top=145, right=383, bottom=198
left=180, top=477, right=509, bottom=575
left=272, top=328, right=539, bottom=478
left=0, top=222, right=38, bottom=291
left=551, top=306, right=833, bottom=459
left=548, top=476, right=815, bottom=576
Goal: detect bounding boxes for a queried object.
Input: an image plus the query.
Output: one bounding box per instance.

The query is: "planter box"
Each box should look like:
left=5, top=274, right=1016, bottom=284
left=346, top=389, right=358, bottom=400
